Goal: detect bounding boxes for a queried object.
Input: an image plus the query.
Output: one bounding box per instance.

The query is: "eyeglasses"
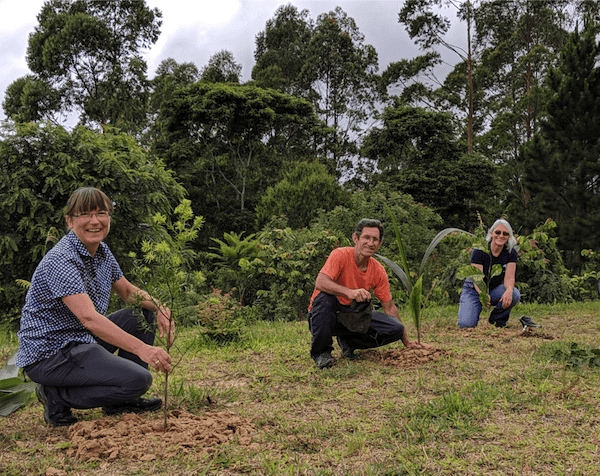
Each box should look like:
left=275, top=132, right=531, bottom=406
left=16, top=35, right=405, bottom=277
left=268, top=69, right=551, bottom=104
left=72, top=211, right=112, bottom=220
left=493, top=230, right=509, bottom=237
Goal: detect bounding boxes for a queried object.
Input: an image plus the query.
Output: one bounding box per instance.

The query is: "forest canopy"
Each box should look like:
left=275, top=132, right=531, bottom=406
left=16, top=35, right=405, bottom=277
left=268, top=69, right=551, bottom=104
left=2, top=0, right=600, bottom=323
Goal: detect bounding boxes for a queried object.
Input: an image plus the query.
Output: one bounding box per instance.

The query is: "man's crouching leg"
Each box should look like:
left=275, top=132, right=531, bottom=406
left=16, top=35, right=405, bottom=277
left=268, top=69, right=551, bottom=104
left=343, top=311, right=405, bottom=350
left=308, top=293, right=339, bottom=368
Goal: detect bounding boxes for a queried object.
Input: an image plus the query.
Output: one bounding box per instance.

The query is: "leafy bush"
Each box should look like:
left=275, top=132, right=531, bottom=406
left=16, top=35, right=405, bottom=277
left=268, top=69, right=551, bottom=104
left=515, top=219, right=573, bottom=304
left=195, top=288, right=249, bottom=342
left=0, top=122, right=185, bottom=323
left=205, top=231, right=264, bottom=305
left=253, top=218, right=346, bottom=321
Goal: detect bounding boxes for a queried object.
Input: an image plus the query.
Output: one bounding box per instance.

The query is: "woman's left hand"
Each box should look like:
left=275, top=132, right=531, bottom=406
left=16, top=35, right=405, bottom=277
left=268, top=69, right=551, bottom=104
left=499, top=290, right=513, bottom=309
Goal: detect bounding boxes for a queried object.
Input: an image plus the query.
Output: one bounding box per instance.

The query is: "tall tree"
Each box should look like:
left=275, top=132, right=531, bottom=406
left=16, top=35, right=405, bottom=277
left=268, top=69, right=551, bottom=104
left=396, top=0, right=477, bottom=153
left=522, top=21, right=600, bottom=272
left=299, top=7, right=383, bottom=177
left=201, top=50, right=242, bottom=84
left=362, top=100, right=496, bottom=229
left=4, top=0, right=161, bottom=133
left=252, top=4, right=313, bottom=94
left=153, top=82, right=330, bottom=241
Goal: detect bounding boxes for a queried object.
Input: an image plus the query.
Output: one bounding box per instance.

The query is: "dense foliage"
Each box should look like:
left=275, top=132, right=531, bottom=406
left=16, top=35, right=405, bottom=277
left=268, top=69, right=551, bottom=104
left=2, top=1, right=600, bottom=328
left=0, top=122, right=184, bottom=323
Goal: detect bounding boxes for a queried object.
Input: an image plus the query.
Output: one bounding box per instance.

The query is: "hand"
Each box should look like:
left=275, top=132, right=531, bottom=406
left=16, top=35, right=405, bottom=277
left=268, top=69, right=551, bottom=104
left=157, top=307, right=175, bottom=346
left=499, top=291, right=513, bottom=309
left=348, top=288, right=371, bottom=302
left=405, top=340, right=434, bottom=350
left=142, top=346, right=172, bottom=373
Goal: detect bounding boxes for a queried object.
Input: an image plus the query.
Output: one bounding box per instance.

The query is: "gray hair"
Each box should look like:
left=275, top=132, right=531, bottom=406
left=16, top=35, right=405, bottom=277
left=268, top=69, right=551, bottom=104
left=354, top=218, right=384, bottom=241
left=486, top=219, right=518, bottom=252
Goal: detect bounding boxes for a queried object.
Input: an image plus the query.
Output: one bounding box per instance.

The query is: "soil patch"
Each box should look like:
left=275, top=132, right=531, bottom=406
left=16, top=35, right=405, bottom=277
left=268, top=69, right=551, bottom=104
left=362, top=347, right=450, bottom=368
left=516, top=328, right=555, bottom=340
left=65, top=409, right=255, bottom=462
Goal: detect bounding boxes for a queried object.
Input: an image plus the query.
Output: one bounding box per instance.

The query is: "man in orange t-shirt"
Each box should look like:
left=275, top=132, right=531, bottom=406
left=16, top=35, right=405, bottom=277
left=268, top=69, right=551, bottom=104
left=308, top=218, right=430, bottom=368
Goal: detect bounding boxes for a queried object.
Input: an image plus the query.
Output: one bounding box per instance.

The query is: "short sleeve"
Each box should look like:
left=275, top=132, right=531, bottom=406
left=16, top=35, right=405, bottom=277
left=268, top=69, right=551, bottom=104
left=319, top=248, right=345, bottom=281
left=373, top=266, right=392, bottom=303
left=470, top=249, right=488, bottom=266
left=41, top=255, right=88, bottom=299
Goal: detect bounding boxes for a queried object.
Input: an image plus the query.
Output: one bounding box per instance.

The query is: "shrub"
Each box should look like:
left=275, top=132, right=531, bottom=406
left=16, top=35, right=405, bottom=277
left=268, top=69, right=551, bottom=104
left=195, top=288, right=249, bottom=342
left=253, top=218, right=346, bottom=321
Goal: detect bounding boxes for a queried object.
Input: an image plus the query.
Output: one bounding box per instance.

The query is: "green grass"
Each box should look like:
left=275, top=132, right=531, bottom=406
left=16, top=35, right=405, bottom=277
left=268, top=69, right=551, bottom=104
left=1, top=302, right=599, bottom=475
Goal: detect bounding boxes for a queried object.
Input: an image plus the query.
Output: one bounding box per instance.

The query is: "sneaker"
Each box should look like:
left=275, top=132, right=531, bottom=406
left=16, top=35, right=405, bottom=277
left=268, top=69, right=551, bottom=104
left=336, top=336, right=358, bottom=360
left=520, top=316, right=541, bottom=329
left=313, top=352, right=335, bottom=369
left=35, top=384, right=78, bottom=427
left=102, top=397, right=162, bottom=416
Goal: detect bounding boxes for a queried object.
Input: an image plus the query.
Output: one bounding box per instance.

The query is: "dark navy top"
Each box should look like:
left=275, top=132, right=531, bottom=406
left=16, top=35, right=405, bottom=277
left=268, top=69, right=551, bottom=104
left=471, top=245, right=518, bottom=291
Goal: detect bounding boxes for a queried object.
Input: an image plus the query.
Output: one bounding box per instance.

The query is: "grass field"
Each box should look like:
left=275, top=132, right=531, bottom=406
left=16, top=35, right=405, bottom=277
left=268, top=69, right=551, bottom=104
left=1, top=302, right=599, bottom=475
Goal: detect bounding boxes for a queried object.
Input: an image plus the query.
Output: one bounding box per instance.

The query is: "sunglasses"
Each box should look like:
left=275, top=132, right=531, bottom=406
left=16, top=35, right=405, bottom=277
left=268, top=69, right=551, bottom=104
left=493, top=230, right=510, bottom=237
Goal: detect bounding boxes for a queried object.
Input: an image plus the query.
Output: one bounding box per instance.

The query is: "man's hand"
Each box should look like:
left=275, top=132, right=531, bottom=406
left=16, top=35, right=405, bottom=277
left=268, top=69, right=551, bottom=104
left=157, top=307, right=175, bottom=346
left=348, top=288, right=371, bottom=302
left=404, top=340, right=434, bottom=350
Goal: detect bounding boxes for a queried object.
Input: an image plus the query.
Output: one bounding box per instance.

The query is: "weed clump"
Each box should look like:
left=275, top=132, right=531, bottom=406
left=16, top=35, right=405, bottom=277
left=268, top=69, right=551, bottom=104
left=537, top=341, right=600, bottom=368
left=196, top=288, right=251, bottom=343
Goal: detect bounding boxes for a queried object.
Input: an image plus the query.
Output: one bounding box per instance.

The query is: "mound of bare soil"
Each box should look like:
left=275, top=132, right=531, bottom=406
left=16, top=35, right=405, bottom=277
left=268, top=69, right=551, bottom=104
left=362, top=347, right=450, bottom=368
left=65, top=409, right=255, bottom=462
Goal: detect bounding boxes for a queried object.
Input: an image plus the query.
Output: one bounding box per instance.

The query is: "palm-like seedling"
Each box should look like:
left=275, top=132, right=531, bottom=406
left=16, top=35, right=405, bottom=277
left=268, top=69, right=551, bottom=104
left=376, top=204, right=473, bottom=343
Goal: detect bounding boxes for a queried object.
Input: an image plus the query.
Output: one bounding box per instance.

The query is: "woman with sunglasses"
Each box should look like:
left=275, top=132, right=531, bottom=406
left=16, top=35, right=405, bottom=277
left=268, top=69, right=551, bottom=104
left=458, top=219, right=522, bottom=328
left=15, top=187, right=174, bottom=427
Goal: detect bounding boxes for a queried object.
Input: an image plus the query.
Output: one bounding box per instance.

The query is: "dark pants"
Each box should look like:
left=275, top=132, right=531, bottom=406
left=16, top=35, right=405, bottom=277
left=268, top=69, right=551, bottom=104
left=25, top=308, right=156, bottom=410
left=308, top=292, right=405, bottom=357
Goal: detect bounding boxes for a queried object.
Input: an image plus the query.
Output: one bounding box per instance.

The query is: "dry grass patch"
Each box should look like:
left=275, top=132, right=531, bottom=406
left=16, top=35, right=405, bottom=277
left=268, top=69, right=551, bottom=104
left=1, top=302, right=599, bottom=475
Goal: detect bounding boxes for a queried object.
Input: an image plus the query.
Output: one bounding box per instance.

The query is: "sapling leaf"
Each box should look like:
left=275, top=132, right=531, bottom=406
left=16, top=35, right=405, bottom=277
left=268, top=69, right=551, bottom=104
left=376, top=254, right=411, bottom=291
left=490, top=264, right=503, bottom=279
left=456, top=265, right=484, bottom=281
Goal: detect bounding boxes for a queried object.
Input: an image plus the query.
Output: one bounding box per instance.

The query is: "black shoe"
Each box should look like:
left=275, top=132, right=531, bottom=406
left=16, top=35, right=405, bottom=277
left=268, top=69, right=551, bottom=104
left=102, top=397, right=162, bottom=416
left=35, top=384, right=78, bottom=427
left=336, top=336, right=358, bottom=360
left=520, top=316, right=541, bottom=329
left=313, top=352, right=335, bottom=369
left=488, top=316, right=507, bottom=328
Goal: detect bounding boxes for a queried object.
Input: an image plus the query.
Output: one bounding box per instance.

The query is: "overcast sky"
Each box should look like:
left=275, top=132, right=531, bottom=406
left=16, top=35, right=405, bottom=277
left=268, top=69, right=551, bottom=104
left=0, top=0, right=462, bottom=122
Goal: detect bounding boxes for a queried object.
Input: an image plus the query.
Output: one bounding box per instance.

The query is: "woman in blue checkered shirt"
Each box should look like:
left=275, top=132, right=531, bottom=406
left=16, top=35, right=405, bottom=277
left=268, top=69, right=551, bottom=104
left=16, top=187, right=174, bottom=427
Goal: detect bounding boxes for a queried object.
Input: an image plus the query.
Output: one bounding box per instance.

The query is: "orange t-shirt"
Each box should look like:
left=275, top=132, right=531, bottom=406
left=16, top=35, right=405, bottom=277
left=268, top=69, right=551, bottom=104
left=308, top=247, right=392, bottom=311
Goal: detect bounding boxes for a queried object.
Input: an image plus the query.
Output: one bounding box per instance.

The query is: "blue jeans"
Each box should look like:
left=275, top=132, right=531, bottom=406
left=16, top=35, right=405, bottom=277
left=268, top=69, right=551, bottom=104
left=457, top=280, right=521, bottom=328
left=24, top=308, right=156, bottom=410
left=308, top=292, right=405, bottom=357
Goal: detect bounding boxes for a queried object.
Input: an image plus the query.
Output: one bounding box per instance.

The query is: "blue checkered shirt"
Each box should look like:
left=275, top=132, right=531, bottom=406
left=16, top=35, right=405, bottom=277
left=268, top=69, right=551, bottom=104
left=16, top=231, right=123, bottom=367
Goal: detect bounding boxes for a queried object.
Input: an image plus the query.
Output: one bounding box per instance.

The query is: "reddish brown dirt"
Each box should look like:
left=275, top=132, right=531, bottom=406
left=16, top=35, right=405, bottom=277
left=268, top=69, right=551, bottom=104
left=362, top=347, right=451, bottom=368
left=64, top=409, right=255, bottom=463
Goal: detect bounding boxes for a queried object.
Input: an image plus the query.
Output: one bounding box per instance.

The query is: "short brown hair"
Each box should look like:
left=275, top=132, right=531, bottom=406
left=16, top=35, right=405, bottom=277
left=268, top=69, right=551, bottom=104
left=65, top=187, right=113, bottom=217
left=354, top=218, right=384, bottom=241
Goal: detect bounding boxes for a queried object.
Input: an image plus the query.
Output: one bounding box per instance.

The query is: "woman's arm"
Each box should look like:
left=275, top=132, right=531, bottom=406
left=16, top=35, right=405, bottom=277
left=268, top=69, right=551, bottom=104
left=499, top=262, right=517, bottom=308
left=62, top=293, right=172, bottom=371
